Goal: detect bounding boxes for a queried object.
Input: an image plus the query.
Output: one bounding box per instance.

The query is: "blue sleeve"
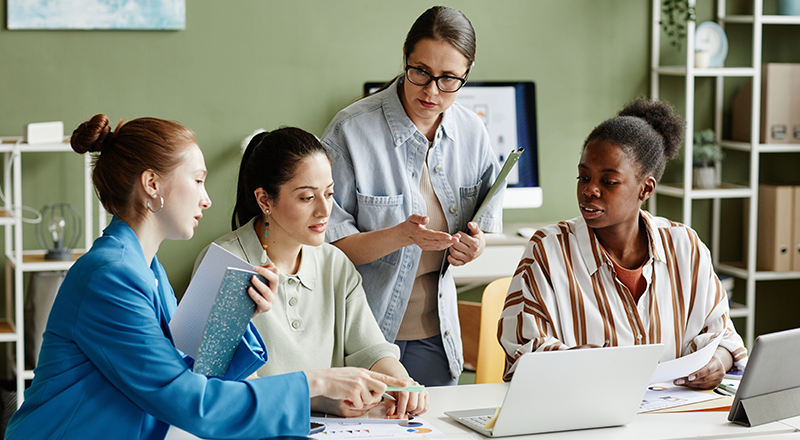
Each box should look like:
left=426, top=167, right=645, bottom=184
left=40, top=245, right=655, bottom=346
left=222, top=322, right=268, bottom=381
left=75, top=262, right=310, bottom=439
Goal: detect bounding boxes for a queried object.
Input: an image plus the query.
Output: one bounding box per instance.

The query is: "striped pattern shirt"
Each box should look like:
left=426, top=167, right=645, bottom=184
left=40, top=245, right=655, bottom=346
left=498, top=210, right=748, bottom=380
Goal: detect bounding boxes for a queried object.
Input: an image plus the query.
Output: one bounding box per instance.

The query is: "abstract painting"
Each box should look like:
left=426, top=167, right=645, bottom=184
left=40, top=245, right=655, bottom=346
left=7, top=0, right=185, bottom=30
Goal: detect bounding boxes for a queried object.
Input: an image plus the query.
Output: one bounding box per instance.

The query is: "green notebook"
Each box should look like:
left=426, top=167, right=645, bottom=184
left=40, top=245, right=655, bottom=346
left=193, top=267, right=263, bottom=377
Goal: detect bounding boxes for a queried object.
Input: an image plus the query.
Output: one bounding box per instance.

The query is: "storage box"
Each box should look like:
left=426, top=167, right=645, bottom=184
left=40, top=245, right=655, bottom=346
left=731, top=63, right=800, bottom=144
left=756, top=184, right=794, bottom=272
left=793, top=186, right=800, bottom=272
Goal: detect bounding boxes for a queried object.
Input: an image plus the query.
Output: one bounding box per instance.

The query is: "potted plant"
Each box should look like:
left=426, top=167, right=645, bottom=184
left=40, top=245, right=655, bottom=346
left=660, top=0, right=696, bottom=51
left=692, top=129, right=724, bottom=189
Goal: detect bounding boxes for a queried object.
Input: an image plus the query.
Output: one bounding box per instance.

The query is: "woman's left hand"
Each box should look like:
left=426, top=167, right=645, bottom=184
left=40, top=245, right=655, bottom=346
left=448, top=222, right=485, bottom=266
left=385, top=380, right=430, bottom=417
left=248, top=263, right=279, bottom=318
left=674, top=346, right=733, bottom=390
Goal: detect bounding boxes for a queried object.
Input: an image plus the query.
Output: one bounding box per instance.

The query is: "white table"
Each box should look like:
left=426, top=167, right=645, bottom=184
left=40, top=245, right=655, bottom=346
left=426, top=383, right=800, bottom=440
left=166, top=382, right=800, bottom=440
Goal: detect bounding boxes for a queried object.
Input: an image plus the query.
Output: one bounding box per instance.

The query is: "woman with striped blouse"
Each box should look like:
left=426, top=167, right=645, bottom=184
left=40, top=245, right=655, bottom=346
left=498, top=98, right=747, bottom=390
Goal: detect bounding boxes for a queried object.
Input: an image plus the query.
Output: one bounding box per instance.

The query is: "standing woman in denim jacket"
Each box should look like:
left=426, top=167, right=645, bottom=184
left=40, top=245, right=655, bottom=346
left=322, top=6, right=504, bottom=386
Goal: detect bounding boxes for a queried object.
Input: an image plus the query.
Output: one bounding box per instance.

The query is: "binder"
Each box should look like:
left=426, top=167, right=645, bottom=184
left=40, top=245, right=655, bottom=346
left=756, top=184, right=793, bottom=272
left=793, top=186, right=800, bottom=272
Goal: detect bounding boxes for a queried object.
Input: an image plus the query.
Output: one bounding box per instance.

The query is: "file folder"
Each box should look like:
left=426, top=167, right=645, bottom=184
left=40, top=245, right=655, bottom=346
left=757, top=184, right=793, bottom=272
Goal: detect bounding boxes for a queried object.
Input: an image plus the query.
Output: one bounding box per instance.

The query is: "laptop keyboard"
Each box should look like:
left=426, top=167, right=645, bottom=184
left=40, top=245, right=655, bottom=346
left=459, top=414, right=494, bottom=432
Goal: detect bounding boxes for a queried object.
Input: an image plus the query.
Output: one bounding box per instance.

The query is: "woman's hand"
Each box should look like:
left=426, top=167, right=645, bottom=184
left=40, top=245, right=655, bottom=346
left=401, top=214, right=459, bottom=251
left=248, top=263, right=279, bottom=319
left=674, top=346, right=733, bottom=390
left=385, top=380, right=429, bottom=416
left=448, top=222, right=485, bottom=266
left=305, top=367, right=408, bottom=413
left=311, top=396, right=377, bottom=417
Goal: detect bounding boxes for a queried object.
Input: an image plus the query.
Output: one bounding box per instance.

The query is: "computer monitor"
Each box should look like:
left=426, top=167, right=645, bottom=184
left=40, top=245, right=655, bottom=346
left=364, top=80, right=541, bottom=209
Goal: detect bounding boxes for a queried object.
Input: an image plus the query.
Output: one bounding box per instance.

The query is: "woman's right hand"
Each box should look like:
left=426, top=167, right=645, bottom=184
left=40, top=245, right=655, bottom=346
left=305, top=367, right=408, bottom=413
left=248, top=263, right=279, bottom=319
left=400, top=214, right=459, bottom=251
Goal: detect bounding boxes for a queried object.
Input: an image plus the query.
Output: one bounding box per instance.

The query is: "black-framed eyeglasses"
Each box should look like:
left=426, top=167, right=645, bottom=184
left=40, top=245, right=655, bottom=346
left=404, top=64, right=470, bottom=93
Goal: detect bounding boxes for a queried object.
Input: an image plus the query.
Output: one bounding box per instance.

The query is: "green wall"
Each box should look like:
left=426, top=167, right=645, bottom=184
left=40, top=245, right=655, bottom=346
left=0, top=1, right=652, bottom=296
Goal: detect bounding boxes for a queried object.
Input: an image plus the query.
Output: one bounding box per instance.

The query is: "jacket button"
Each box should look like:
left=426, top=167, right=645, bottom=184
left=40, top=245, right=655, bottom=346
left=434, top=164, right=443, bottom=173
left=449, top=206, right=457, bottom=214
left=289, top=297, right=298, bottom=306
left=292, top=320, right=302, bottom=329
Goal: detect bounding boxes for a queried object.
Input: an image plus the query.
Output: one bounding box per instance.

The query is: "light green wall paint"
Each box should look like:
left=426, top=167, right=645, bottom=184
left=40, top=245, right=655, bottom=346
left=1, top=1, right=798, bottom=358
left=0, top=0, right=652, bottom=296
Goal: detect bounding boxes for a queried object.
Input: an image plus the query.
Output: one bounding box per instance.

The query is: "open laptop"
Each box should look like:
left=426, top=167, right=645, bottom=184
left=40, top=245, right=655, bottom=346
left=445, top=344, right=663, bottom=437
left=728, top=327, right=800, bottom=427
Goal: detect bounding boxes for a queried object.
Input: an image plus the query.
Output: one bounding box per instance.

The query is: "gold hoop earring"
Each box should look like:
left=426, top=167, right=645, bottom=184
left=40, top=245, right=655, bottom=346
left=147, top=195, right=164, bottom=214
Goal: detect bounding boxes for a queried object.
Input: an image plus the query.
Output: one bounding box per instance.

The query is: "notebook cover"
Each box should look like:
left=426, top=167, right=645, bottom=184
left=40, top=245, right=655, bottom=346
left=193, top=267, right=263, bottom=377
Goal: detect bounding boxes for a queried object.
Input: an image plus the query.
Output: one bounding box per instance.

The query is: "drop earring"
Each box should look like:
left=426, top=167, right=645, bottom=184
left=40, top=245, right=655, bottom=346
left=261, top=211, right=270, bottom=264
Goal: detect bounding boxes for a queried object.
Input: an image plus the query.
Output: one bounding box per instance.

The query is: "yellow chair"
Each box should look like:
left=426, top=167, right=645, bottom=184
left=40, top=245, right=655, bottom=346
left=474, top=276, right=512, bottom=384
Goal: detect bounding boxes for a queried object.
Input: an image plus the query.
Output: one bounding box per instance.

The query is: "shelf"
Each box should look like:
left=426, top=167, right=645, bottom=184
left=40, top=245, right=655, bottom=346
left=654, top=66, right=756, bottom=77
left=721, top=140, right=800, bottom=153
left=0, top=320, right=16, bottom=341
left=724, top=14, right=800, bottom=24
left=0, top=136, right=71, bottom=153
left=717, top=262, right=800, bottom=281
left=5, top=250, right=85, bottom=272
left=729, top=302, right=750, bottom=318
left=0, top=208, right=13, bottom=226
left=655, top=182, right=753, bottom=199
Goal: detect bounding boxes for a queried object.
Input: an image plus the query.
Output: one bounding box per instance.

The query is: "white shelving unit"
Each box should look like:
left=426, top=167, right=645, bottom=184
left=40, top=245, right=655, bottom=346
left=649, top=0, right=800, bottom=347
left=0, top=136, right=104, bottom=407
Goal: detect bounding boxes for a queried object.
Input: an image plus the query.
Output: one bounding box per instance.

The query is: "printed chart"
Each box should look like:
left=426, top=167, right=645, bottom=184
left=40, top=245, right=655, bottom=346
left=311, top=418, right=443, bottom=439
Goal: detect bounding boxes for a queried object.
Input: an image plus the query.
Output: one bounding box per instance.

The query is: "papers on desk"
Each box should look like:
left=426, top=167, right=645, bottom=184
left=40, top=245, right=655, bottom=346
left=650, top=333, right=724, bottom=385
left=637, top=334, right=729, bottom=414
left=639, top=384, right=721, bottom=413
left=310, top=416, right=443, bottom=439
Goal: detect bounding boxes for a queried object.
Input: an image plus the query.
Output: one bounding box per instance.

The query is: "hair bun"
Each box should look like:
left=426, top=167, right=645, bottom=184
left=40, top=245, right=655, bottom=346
left=617, top=98, right=684, bottom=160
left=71, top=114, right=112, bottom=154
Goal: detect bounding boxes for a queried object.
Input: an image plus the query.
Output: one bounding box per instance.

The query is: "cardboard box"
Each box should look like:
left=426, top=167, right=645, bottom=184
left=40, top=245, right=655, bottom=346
left=731, top=63, right=800, bottom=144
left=757, top=184, right=793, bottom=272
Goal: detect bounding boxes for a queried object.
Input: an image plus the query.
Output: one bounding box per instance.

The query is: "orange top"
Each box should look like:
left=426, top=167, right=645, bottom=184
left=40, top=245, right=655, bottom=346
left=611, top=257, right=647, bottom=303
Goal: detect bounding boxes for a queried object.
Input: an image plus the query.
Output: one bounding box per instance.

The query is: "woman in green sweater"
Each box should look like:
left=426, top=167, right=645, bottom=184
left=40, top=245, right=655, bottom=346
left=195, top=127, right=428, bottom=418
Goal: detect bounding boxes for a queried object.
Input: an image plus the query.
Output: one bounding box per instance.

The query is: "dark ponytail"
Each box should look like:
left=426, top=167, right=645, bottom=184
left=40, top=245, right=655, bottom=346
left=231, top=127, right=331, bottom=230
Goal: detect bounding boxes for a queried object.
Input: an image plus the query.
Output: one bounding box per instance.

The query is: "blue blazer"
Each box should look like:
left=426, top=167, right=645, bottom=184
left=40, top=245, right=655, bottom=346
left=5, top=218, right=310, bottom=440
